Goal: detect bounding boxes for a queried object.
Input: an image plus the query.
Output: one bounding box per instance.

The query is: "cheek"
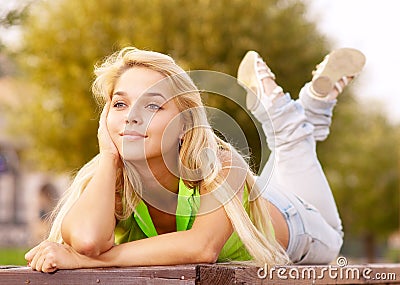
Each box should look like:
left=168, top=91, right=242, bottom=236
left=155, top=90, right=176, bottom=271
left=147, top=114, right=182, bottom=146
left=106, top=115, right=122, bottom=139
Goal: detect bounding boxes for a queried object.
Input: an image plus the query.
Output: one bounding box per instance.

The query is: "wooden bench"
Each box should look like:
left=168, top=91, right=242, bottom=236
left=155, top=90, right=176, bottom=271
left=1, top=263, right=400, bottom=284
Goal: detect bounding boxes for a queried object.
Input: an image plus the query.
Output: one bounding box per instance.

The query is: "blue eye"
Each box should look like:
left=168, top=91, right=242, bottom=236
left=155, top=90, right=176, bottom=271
left=146, top=103, right=162, bottom=111
left=113, top=102, right=126, bottom=108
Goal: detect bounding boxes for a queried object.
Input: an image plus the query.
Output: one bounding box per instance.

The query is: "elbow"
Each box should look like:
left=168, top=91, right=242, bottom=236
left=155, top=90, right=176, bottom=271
left=200, top=249, right=219, bottom=264
left=193, top=243, right=220, bottom=264
left=64, top=232, right=113, bottom=257
left=61, top=224, right=113, bottom=257
left=185, top=230, right=221, bottom=263
left=70, top=238, right=103, bottom=257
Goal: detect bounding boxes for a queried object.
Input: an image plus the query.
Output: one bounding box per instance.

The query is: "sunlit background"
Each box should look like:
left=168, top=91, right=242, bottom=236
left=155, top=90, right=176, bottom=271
left=0, top=0, right=399, bottom=265
left=308, top=0, right=400, bottom=124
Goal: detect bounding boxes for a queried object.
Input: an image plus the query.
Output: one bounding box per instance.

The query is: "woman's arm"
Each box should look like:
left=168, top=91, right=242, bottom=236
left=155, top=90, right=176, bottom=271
left=61, top=153, right=118, bottom=256
left=85, top=150, right=247, bottom=267
left=26, top=199, right=234, bottom=272
left=61, top=103, right=119, bottom=256
left=93, top=201, right=233, bottom=267
left=26, top=151, right=248, bottom=272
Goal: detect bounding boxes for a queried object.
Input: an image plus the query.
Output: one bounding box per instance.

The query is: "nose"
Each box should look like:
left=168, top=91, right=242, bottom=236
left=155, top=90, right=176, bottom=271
left=125, top=106, right=143, bottom=125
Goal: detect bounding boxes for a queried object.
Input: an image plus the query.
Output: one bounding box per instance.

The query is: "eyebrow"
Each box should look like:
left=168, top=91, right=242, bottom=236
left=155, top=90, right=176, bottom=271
left=112, top=91, right=167, bottom=100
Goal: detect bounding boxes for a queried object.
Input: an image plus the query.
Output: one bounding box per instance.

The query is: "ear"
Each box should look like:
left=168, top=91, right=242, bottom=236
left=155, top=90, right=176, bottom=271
left=179, top=123, right=186, bottom=140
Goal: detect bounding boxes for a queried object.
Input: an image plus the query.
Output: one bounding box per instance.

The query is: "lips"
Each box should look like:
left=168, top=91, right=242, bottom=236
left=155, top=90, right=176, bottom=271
left=120, top=130, right=147, bottom=140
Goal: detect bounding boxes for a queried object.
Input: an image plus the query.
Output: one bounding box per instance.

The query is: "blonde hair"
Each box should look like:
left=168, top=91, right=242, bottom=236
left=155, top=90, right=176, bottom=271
left=47, top=47, right=289, bottom=266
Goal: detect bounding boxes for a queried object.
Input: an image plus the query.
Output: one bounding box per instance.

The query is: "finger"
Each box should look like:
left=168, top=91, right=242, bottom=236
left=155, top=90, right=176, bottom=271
left=36, top=243, right=53, bottom=272
left=32, top=253, right=46, bottom=272
left=42, top=255, right=57, bottom=273
left=25, top=244, right=41, bottom=262
left=100, top=102, right=111, bottom=125
left=99, top=103, right=111, bottom=137
left=30, top=244, right=45, bottom=271
left=43, top=264, right=57, bottom=273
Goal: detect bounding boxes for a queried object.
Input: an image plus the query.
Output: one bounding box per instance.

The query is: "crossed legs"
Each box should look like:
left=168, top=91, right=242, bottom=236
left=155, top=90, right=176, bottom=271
left=237, top=49, right=366, bottom=260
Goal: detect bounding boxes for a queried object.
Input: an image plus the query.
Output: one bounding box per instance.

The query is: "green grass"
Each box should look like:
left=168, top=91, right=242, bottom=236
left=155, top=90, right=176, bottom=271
left=0, top=248, right=29, bottom=265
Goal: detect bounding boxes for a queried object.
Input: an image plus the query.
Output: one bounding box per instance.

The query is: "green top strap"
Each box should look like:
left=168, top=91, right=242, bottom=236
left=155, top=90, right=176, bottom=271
left=129, top=179, right=200, bottom=238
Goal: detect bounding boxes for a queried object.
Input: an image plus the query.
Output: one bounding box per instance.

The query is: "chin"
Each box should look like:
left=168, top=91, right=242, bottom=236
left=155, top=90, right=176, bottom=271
left=121, top=153, right=147, bottom=162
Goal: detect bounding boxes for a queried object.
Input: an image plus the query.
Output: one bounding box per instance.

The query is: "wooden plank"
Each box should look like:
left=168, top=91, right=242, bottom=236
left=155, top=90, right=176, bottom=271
left=1, top=264, right=400, bottom=285
left=198, top=264, right=236, bottom=285
left=200, top=263, right=400, bottom=285
left=0, top=265, right=198, bottom=285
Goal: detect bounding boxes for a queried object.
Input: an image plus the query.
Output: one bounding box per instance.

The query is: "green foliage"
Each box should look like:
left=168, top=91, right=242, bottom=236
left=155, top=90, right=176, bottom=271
left=0, top=7, right=28, bottom=28
left=11, top=0, right=328, bottom=171
left=0, top=6, right=22, bottom=72
left=6, top=0, right=399, bottom=257
left=318, top=94, right=400, bottom=239
left=386, top=248, right=400, bottom=262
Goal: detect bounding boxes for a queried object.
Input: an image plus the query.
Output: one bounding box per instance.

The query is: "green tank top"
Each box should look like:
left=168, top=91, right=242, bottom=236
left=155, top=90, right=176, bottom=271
left=114, top=179, right=253, bottom=261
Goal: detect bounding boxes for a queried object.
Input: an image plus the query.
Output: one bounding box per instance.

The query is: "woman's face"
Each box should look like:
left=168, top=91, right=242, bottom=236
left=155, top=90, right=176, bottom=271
left=107, top=67, right=184, bottom=164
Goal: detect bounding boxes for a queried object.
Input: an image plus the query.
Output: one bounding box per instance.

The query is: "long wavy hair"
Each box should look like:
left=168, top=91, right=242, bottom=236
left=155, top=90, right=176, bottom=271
left=47, top=47, right=289, bottom=266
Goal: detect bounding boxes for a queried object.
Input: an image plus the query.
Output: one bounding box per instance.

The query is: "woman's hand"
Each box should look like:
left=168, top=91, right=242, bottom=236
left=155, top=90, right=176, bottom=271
left=25, top=241, right=83, bottom=273
left=98, top=102, right=119, bottom=158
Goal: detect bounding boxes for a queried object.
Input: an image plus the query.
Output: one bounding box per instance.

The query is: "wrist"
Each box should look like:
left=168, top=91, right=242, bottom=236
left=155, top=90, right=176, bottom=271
left=78, top=246, right=115, bottom=268
left=99, top=152, right=120, bottom=167
left=78, top=253, right=102, bottom=268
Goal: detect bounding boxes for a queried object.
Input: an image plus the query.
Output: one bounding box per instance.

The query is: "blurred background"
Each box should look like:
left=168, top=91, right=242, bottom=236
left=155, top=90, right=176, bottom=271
left=0, top=0, right=399, bottom=265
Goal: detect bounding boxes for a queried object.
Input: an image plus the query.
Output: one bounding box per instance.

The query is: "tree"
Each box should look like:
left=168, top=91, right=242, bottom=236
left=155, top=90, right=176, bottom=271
left=7, top=0, right=399, bottom=261
left=10, top=0, right=328, bottom=171
left=0, top=2, right=29, bottom=75
left=317, top=94, right=400, bottom=262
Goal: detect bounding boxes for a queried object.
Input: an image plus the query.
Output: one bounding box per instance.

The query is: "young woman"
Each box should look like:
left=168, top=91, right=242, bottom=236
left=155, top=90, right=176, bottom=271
left=25, top=47, right=365, bottom=272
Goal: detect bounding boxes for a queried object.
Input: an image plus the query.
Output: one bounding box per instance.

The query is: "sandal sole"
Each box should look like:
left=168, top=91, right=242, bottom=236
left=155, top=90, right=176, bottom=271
left=237, top=51, right=260, bottom=111
left=312, top=48, right=366, bottom=96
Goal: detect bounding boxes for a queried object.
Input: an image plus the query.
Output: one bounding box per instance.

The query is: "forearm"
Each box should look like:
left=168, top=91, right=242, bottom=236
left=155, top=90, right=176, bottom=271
left=79, top=193, right=234, bottom=267
left=78, top=230, right=219, bottom=268
left=62, top=153, right=119, bottom=254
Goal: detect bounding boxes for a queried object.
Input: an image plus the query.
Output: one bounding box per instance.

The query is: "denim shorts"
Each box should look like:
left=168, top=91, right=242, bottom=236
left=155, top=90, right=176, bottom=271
left=262, top=186, right=344, bottom=264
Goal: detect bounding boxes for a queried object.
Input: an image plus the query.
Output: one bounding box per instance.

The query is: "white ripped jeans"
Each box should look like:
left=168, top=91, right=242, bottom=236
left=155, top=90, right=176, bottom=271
left=255, top=83, right=343, bottom=264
